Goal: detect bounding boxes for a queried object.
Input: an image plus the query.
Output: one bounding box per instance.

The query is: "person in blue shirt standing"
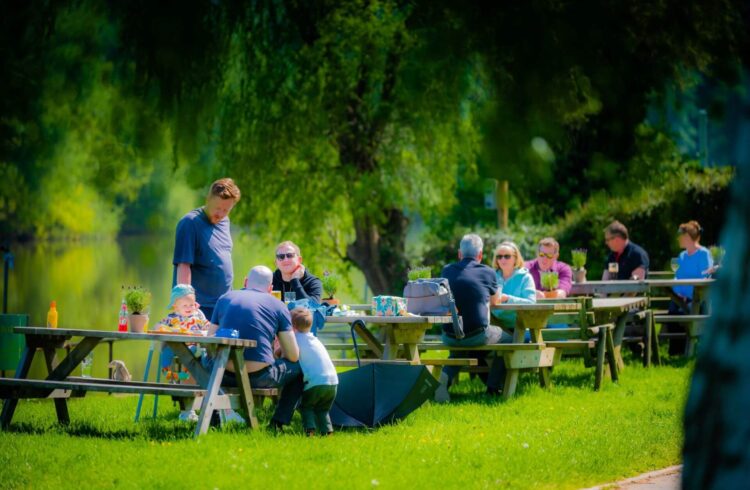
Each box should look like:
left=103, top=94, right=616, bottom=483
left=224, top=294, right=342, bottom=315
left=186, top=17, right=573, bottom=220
left=666, top=220, right=713, bottom=355
left=173, top=178, right=240, bottom=320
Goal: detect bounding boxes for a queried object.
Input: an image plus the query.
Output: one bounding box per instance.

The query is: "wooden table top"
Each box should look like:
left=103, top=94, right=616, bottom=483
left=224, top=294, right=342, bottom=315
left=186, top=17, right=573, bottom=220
left=491, top=302, right=580, bottom=312
left=643, top=278, right=715, bottom=287
left=571, top=278, right=714, bottom=295
left=324, top=315, right=452, bottom=324
left=590, top=297, right=649, bottom=311
left=13, top=327, right=257, bottom=348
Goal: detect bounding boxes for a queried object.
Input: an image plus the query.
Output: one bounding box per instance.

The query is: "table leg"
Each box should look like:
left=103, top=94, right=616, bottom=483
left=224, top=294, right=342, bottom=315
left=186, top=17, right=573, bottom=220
left=194, top=346, right=230, bottom=437
left=686, top=289, right=704, bottom=357
left=402, top=342, right=420, bottom=363
left=594, top=328, right=606, bottom=391
left=605, top=328, right=619, bottom=382
left=612, top=314, right=627, bottom=371
left=538, top=365, right=551, bottom=389
left=230, top=347, right=258, bottom=429
left=108, top=340, right=114, bottom=380
left=643, top=310, right=653, bottom=368
left=1, top=345, right=36, bottom=429
left=42, top=347, right=70, bottom=425
left=502, top=365, right=519, bottom=400
left=382, top=327, right=399, bottom=360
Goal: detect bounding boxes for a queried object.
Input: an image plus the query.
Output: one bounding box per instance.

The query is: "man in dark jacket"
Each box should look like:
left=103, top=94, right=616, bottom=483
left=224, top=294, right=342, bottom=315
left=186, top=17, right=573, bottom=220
left=272, top=241, right=323, bottom=303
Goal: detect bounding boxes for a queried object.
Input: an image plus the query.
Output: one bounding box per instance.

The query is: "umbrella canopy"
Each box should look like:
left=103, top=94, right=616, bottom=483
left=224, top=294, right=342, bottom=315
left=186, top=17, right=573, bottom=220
left=329, top=363, right=439, bottom=428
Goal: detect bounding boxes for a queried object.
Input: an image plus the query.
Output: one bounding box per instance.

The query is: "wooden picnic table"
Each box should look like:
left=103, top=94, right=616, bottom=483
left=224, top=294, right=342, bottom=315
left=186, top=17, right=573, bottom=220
left=0, top=327, right=258, bottom=437
left=644, top=278, right=714, bottom=312
left=488, top=302, right=580, bottom=396
left=590, top=297, right=649, bottom=370
left=324, top=315, right=452, bottom=363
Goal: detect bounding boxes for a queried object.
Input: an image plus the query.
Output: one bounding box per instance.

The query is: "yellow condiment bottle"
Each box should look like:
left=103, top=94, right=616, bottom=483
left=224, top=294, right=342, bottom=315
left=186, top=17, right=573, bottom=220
left=47, top=301, right=58, bottom=328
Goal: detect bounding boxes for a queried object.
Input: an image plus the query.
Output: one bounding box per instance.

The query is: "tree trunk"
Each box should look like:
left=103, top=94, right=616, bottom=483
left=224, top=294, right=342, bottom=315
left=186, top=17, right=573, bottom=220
left=682, top=156, right=750, bottom=488
left=346, top=209, right=409, bottom=295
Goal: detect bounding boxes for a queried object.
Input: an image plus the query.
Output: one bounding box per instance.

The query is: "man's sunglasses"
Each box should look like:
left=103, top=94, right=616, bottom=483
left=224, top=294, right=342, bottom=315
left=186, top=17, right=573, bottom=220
left=538, top=252, right=555, bottom=259
left=276, top=253, right=297, bottom=260
left=495, top=254, right=514, bottom=260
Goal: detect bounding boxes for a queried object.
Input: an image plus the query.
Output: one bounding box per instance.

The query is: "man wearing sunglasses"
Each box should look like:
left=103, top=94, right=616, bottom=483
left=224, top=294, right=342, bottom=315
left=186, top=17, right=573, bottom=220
left=272, top=241, right=323, bottom=303
left=525, top=237, right=573, bottom=299
left=173, top=178, right=240, bottom=320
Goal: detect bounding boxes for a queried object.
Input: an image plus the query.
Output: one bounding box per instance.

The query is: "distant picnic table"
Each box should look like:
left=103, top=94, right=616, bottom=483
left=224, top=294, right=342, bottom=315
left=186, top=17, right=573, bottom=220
left=570, top=278, right=714, bottom=299
left=0, top=327, right=260, bottom=437
left=571, top=278, right=714, bottom=357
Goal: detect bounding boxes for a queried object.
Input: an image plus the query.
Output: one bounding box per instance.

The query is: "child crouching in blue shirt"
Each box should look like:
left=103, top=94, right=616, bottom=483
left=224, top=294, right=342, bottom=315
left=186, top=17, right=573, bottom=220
left=291, top=308, right=338, bottom=436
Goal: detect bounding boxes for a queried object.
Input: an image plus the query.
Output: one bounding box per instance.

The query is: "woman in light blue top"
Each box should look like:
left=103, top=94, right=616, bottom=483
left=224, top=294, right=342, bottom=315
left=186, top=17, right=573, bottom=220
left=673, top=220, right=713, bottom=301
left=666, top=220, right=713, bottom=356
left=490, top=241, right=536, bottom=330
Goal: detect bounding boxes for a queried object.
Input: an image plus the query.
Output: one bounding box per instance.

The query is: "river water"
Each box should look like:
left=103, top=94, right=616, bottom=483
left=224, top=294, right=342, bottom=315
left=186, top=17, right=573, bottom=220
left=2, top=233, right=366, bottom=380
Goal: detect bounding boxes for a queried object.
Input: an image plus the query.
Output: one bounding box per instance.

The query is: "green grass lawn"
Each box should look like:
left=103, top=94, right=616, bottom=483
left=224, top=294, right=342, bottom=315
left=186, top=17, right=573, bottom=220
left=0, top=358, right=691, bottom=489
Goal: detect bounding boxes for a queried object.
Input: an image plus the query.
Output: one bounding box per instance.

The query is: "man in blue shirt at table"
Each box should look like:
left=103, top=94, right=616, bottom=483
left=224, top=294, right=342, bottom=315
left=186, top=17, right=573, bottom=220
left=173, top=178, right=240, bottom=320
left=208, top=266, right=303, bottom=431
left=602, top=220, right=650, bottom=281
left=436, top=233, right=511, bottom=402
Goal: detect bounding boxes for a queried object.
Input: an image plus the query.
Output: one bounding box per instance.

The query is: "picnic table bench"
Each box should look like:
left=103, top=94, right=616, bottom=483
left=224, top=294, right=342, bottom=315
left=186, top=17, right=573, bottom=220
left=0, top=327, right=262, bottom=437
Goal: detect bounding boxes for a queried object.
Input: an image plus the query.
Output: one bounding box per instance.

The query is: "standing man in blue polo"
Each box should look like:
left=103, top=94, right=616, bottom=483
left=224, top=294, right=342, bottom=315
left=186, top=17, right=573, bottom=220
left=173, top=178, right=240, bottom=320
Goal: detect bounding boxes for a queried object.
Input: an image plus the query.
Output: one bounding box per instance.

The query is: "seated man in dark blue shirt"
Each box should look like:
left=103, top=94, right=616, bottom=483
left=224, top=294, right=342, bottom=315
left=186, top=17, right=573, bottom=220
left=437, top=234, right=511, bottom=401
left=208, top=265, right=303, bottom=430
left=602, top=220, right=650, bottom=280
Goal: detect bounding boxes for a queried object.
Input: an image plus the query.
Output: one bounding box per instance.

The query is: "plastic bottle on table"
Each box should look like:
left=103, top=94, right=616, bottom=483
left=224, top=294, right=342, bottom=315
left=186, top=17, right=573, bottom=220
left=46, top=301, right=58, bottom=328
left=118, top=299, right=128, bottom=332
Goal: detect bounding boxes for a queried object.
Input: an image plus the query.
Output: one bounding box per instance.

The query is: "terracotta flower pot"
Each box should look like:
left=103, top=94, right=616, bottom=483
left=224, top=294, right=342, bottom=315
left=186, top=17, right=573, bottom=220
left=128, top=314, right=149, bottom=333
left=573, top=268, right=587, bottom=284
left=325, top=298, right=340, bottom=306
left=543, top=291, right=558, bottom=299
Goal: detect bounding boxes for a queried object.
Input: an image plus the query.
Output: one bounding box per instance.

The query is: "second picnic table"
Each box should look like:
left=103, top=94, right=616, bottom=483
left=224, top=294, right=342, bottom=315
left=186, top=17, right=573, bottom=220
left=323, top=314, right=453, bottom=363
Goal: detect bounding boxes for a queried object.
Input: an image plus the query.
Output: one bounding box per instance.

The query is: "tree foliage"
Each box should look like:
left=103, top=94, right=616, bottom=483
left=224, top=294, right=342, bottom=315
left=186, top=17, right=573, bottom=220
left=1, top=0, right=747, bottom=293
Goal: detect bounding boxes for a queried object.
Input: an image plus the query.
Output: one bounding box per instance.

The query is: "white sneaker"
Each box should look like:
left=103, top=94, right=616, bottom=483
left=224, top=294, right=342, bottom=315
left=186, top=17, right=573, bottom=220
left=434, top=372, right=451, bottom=403
left=223, top=409, right=246, bottom=424
left=179, top=410, right=199, bottom=422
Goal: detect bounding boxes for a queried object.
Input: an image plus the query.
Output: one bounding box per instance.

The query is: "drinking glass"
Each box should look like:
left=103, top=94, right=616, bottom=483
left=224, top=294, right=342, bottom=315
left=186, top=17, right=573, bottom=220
left=284, top=292, right=296, bottom=303
left=608, top=262, right=619, bottom=276
left=81, top=353, right=93, bottom=378
left=670, top=258, right=680, bottom=273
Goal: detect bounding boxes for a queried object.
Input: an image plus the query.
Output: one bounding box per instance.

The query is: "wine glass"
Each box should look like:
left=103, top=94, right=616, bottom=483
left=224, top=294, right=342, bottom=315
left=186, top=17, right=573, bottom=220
left=670, top=258, right=680, bottom=273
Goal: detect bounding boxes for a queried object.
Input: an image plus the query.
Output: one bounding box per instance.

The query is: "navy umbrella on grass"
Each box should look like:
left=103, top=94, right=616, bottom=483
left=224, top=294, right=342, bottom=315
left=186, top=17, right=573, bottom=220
left=329, top=363, right=439, bottom=428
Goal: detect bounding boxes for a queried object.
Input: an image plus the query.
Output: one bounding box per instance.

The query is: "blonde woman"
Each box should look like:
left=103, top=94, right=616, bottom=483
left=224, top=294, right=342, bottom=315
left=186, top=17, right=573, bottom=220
left=491, top=241, right=536, bottom=329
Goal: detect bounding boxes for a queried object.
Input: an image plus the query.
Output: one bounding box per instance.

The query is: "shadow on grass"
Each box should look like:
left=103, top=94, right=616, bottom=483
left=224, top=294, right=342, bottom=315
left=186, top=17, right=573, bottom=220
left=6, top=419, right=196, bottom=440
